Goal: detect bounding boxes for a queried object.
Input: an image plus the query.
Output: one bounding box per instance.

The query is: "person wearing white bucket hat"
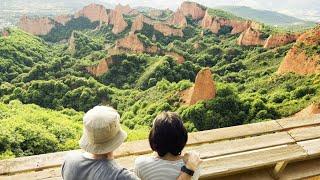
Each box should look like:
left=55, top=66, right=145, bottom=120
left=62, top=106, right=202, bottom=180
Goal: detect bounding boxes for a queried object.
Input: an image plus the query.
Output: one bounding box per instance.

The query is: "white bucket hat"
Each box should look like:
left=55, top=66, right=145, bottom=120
left=79, top=106, right=127, bottom=154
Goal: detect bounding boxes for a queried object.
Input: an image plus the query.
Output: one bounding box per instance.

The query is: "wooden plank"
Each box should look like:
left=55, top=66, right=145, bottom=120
left=298, top=139, right=320, bottom=157
left=200, top=144, right=307, bottom=178
left=188, top=120, right=282, bottom=145
left=189, top=132, right=295, bottom=159
left=289, top=126, right=320, bottom=141
left=202, top=169, right=273, bottom=180
left=276, top=115, right=320, bottom=130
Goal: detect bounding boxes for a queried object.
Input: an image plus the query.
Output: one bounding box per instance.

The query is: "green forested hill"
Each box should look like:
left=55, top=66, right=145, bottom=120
left=219, top=6, right=316, bottom=30
left=1, top=3, right=320, bottom=159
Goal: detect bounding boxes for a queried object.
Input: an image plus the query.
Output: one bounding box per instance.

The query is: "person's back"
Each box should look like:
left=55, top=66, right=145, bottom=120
left=134, top=112, right=201, bottom=180
left=62, top=152, right=138, bottom=180
left=135, top=156, right=200, bottom=180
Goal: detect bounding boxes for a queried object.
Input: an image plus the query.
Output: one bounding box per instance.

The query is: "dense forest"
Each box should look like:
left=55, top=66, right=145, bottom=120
left=0, top=2, right=320, bottom=159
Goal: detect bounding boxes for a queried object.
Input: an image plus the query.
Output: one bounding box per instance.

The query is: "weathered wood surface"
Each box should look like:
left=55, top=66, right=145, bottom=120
left=1, top=115, right=320, bottom=180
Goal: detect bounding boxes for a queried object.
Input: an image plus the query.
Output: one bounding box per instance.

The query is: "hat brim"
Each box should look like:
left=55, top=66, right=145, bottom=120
left=79, top=129, right=127, bottom=154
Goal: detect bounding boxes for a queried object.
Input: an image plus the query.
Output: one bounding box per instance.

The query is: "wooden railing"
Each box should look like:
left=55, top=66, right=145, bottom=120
left=1, top=115, right=320, bottom=180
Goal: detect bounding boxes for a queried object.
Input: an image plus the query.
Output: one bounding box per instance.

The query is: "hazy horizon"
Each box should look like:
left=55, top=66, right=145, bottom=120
left=103, top=0, right=320, bottom=22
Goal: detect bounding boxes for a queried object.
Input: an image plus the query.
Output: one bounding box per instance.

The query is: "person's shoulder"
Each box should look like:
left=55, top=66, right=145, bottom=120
left=64, top=151, right=83, bottom=163
left=135, top=156, right=156, bottom=167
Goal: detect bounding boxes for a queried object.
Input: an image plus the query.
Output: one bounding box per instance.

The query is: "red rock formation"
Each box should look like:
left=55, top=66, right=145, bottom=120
left=75, top=3, right=109, bottom=24
left=115, top=32, right=158, bottom=53
left=166, top=52, right=185, bottom=64
left=86, top=59, right=109, bottom=76
left=237, top=27, right=265, bottom=46
left=54, top=15, right=72, bottom=25
left=109, top=10, right=128, bottom=34
left=131, top=14, right=152, bottom=32
left=154, top=23, right=183, bottom=37
left=264, top=33, right=299, bottom=49
left=168, top=10, right=187, bottom=27
left=1, top=29, right=9, bottom=37
left=180, top=1, right=206, bottom=20
left=114, top=4, right=138, bottom=15
left=18, top=16, right=55, bottom=35
left=181, top=68, right=216, bottom=105
left=201, top=10, right=254, bottom=35
left=131, top=14, right=183, bottom=37
left=294, top=103, right=320, bottom=117
left=277, top=26, right=320, bottom=75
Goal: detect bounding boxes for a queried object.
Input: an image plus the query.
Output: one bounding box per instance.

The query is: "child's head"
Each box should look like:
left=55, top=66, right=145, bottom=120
left=149, top=112, right=188, bottom=157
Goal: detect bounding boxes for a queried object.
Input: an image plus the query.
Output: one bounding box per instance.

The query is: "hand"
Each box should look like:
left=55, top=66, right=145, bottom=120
left=182, top=151, right=203, bottom=171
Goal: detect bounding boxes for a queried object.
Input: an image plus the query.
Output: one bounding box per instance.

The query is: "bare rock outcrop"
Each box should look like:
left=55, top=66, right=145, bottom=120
left=86, top=59, right=109, bottom=76
left=115, top=33, right=158, bottom=53
left=165, top=52, right=185, bottom=64
left=294, top=103, right=320, bottom=118
left=201, top=10, right=257, bottom=35
left=109, top=10, right=128, bottom=34
left=54, top=15, right=72, bottom=25
left=131, top=14, right=152, bottom=32
left=181, top=68, right=216, bottom=105
left=237, top=27, right=265, bottom=46
left=264, top=33, right=299, bottom=49
left=277, top=26, right=320, bottom=75
left=1, top=29, right=9, bottom=37
left=180, top=2, right=206, bottom=20
left=114, top=4, right=138, bottom=15
left=131, top=14, right=183, bottom=37
left=18, top=16, right=55, bottom=35
left=75, top=3, right=109, bottom=24
left=154, top=23, right=183, bottom=37
left=168, top=10, right=187, bottom=27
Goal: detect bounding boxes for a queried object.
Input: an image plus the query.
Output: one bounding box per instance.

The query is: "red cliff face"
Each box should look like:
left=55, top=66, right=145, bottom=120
left=114, top=4, right=138, bottom=15
left=165, top=52, right=185, bottom=64
left=54, top=15, right=72, bottom=25
left=264, top=33, right=299, bottom=49
left=294, top=103, right=320, bottom=118
left=86, top=59, right=109, bottom=76
left=108, top=10, right=128, bottom=34
left=131, top=14, right=152, bottom=32
left=131, top=14, right=183, bottom=37
left=1, top=29, right=9, bottom=37
left=201, top=11, right=255, bottom=35
left=277, top=26, right=320, bottom=75
left=180, top=2, right=206, bottom=20
left=18, top=16, right=55, bottom=35
left=237, top=27, right=265, bottom=46
left=181, top=68, right=216, bottom=105
left=168, top=10, right=187, bottom=27
left=115, top=33, right=158, bottom=53
left=75, top=3, right=109, bottom=24
left=153, top=23, right=183, bottom=37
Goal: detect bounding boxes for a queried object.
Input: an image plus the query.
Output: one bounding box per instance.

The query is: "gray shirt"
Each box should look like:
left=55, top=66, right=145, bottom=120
left=62, top=152, right=139, bottom=180
left=134, top=156, right=200, bottom=180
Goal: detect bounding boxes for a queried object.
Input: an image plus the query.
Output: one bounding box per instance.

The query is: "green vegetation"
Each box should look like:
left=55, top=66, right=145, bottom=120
left=40, top=17, right=99, bottom=43
left=207, top=8, right=243, bottom=20
left=219, top=6, right=317, bottom=30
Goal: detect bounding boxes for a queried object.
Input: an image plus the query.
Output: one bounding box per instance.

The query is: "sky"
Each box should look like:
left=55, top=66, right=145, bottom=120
left=100, top=0, right=320, bottom=22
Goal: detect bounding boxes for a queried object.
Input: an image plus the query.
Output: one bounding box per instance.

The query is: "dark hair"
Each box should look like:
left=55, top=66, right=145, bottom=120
left=149, top=112, right=188, bottom=157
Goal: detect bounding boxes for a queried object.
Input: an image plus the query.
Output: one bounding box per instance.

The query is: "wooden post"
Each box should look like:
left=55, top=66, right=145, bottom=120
left=271, top=161, right=288, bottom=179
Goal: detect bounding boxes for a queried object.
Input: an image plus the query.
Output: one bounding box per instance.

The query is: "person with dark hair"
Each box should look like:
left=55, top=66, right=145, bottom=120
left=62, top=107, right=201, bottom=180
left=134, top=112, right=201, bottom=180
